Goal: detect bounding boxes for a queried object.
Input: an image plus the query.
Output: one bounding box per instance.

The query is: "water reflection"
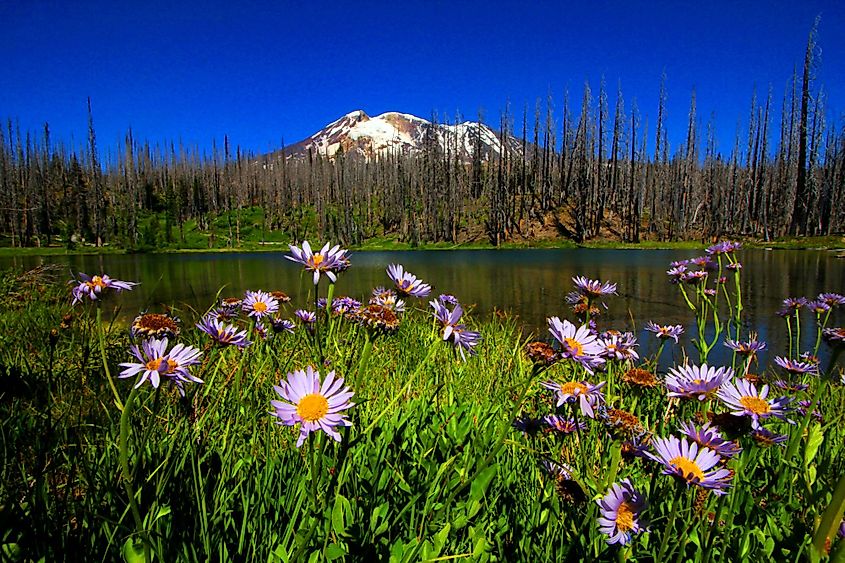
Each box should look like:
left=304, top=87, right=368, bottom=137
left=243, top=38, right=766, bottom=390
left=3, top=248, right=842, bottom=368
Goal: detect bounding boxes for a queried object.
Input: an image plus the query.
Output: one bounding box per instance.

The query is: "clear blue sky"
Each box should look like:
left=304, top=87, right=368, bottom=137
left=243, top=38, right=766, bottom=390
left=1, top=1, right=843, bottom=157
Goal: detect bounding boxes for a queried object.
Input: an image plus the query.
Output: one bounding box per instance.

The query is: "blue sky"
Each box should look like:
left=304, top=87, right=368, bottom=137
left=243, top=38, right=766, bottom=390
left=1, top=1, right=843, bottom=157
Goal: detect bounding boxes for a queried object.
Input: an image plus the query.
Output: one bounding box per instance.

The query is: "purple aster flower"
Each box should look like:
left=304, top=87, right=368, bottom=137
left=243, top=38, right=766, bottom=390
left=645, top=321, right=684, bottom=343
left=818, top=293, right=845, bottom=307
left=597, top=479, right=648, bottom=546
left=682, top=270, right=708, bottom=284
left=773, top=379, right=809, bottom=392
left=386, top=264, right=432, bottom=298
left=242, top=290, right=279, bottom=319
left=706, top=241, right=742, bottom=255
left=541, top=459, right=574, bottom=480
left=822, top=327, right=845, bottom=346
left=666, top=265, right=688, bottom=283
left=665, top=363, right=734, bottom=401
left=70, top=272, right=137, bottom=305
left=270, top=366, right=355, bottom=447
left=689, top=255, right=717, bottom=270
left=645, top=435, right=733, bottom=494
left=678, top=421, right=742, bottom=459
left=776, top=297, right=807, bottom=317
left=446, top=326, right=482, bottom=361
left=751, top=428, right=788, bottom=447
left=285, top=241, right=350, bottom=285
left=726, top=262, right=742, bottom=272
left=118, top=338, right=203, bottom=389
left=219, top=297, right=243, bottom=315
left=540, top=379, right=606, bottom=418
left=271, top=317, right=296, bottom=334
left=797, top=399, right=823, bottom=422
left=774, top=356, right=819, bottom=376
left=370, top=287, right=406, bottom=313
left=331, top=296, right=361, bottom=315
left=600, top=332, right=639, bottom=361
left=724, top=337, right=766, bottom=358
left=717, top=380, right=793, bottom=429
left=438, top=293, right=460, bottom=306
left=572, top=276, right=617, bottom=299
left=295, top=309, right=316, bottom=324
left=512, top=416, right=544, bottom=436
left=806, top=300, right=831, bottom=315
left=543, top=415, right=587, bottom=435
left=196, top=315, right=251, bottom=348
left=548, top=317, right=605, bottom=373
left=670, top=259, right=690, bottom=268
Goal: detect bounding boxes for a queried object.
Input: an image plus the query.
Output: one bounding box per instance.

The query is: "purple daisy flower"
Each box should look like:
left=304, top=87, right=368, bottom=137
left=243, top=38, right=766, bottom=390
left=70, top=273, right=137, bottom=305
left=773, top=379, right=809, bottom=392
left=447, top=326, right=482, bottom=361
left=572, top=276, right=618, bottom=299
left=774, top=356, right=819, bottom=376
left=118, top=338, right=203, bottom=389
left=726, top=262, right=742, bottom=272
left=540, top=379, right=606, bottom=418
left=776, top=297, right=807, bottom=317
left=548, top=317, right=605, bottom=373
left=386, top=264, right=432, bottom=298
left=717, top=380, right=793, bottom=429
left=645, top=435, right=732, bottom=494
left=806, top=300, right=831, bottom=315
left=271, top=317, right=296, bottom=334
left=689, top=255, right=717, bottom=270
left=242, top=290, right=279, bottom=319
left=295, top=309, right=316, bottom=324
left=285, top=241, right=350, bottom=285
left=678, top=421, right=742, bottom=459
left=724, top=337, right=766, bottom=357
left=666, top=265, right=688, bottom=283
left=370, top=287, right=406, bottom=313
left=644, top=321, right=684, bottom=343
left=751, top=428, right=788, bottom=447
left=682, top=270, right=708, bottom=284
left=665, top=363, right=734, bottom=401
left=706, top=241, right=741, bottom=255
left=796, top=399, right=823, bottom=423
left=196, top=315, right=251, bottom=348
left=704, top=288, right=717, bottom=296
left=438, top=294, right=460, bottom=306
left=543, top=415, right=587, bottom=435
left=597, top=479, right=648, bottom=545
left=822, top=327, right=845, bottom=346
left=818, top=293, right=845, bottom=307
left=600, top=332, right=639, bottom=361
left=331, top=296, right=361, bottom=315
left=270, top=366, right=355, bottom=447
left=541, top=459, right=574, bottom=480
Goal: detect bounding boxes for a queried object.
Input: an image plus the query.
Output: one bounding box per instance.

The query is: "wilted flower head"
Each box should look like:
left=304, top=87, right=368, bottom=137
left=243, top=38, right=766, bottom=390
left=242, top=290, right=279, bottom=319
left=602, top=408, right=643, bottom=437
left=270, top=366, right=354, bottom=447
left=645, top=435, right=733, bottom=494
left=572, top=276, right=617, bottom=299
left=131, top=312, right=180, bottom=339
left=196, top=315, right=251, bottom=348
left=386, top=264, right=432, bottom=298
left=70, top=273, right=137, bottom=305
left=678, top=421, right=742, bottom=459
left=352, top=303, right=400, bottom=334
left=540, top=379, right=606, bottom=418
left=524, top=341, right=558, bottom=366
left=622, top=368, right=660, bottom=389
left=822, top=327, right=845, bottom=347
left=751, top=428, right=788, bottom=447
left=548, top=317, right=605, bottom=373
left=774, top=356, right=818, bottom=376
left=716, top=380, right=793, bottom=429
left=269, top=291, right=291, bottom=304
left=665, top=363, right=734, bottom=401
left=541, top=460, right=587, bottom=504
left=645, top=321, right=684, bottom=343
left=118, top=337, right=203, bottom=390
left=286, top=241, right=350, bottom=285
left=597, top=479, right=648, bottom=545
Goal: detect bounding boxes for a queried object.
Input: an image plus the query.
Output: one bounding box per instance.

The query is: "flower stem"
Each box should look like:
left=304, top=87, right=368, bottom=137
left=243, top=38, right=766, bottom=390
left=656, top=482, right=685, bottom=562
left=96, top=305, right=124, bottom=411
left=119, top=385, right=150, bottom=563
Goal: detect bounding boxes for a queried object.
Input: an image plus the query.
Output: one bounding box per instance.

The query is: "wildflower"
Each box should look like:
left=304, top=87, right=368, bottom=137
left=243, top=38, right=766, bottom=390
left=295, top=309, right=316, bottom=324
left=682, top=270, right=708, bottom=284
left=645, top=435, right=732, bottom=494
left=131, top=312, right=180, bottom=339
left=751, top=428, right=788, bottom=447
left=544, top=415, right=586, bottom=435
left=796, top=400, right=823, bottom=423
left=353, top=303, right=401, bottom=333
left=645, top=321, right=684, bottom=343
left=726, top=262, right=742, bottom=272
left=270, top=366, right=354, bottom=447
left=512, top=416, right=544, bottom=436
left=331, top=296, right=361, bottom=316
left=689, top=256, right=717, bottom=270
left=724, top=336, right=766, bottom=358
left=220, top=297, right=243, bottom=310
left=541, top=460, right=586, bottom=504
left=548, top=317, right=605, bottom=373
left=822, top=327, right=845, bottom=346
left=242, top=290, right=279, bottom=320
left=773, top=379, right=809, bottom=392
left=446, top=326, right=481, bottom=361
left=776, top=297, right=807, bottom=317
left=665, top=363, right=733, bottom=401
left=600, top=332, right=639, bottom=361
left=666, top=265, right=688, bottom=283
left=540, top=379, right=606, bottom=418
left=370, top=287, right=406, bottom=313
left=271, top=317, right=296, bottom=334
left=597, top=479, right=648, bottom=545
left=196, top=315, right=251, bottom=348
left=717, top=380, right=792, bottom=429
left=118, top=338, right=203, bottom=389
left=438, top=293, right=460, bottom=306
left=269, top=290, right=291, bottom=303
left=678, top=421, right=742, bottom=459
left=603, top=408, right=643, bottom=436
left=621, top=435, right=652, bottom=460
left=806, top=300, right=831, bottom=315
left=703, top=288, right=717, bottom=296
left=818, top=293, right=845, bottom=307
left=386, top=264, right=432, bottom=298
left=572, top=276, right=617, bottom=299
left=285, top=241, right=350, bottom=285
left=622, top=368, right=660, bottom=389
left=774, top=356, right=818, bottom=376
left=706, top=241, right=741, bottom=255
left=70, top=273, right=137, bottom=305
left=524, top=341, right=558, bottom=366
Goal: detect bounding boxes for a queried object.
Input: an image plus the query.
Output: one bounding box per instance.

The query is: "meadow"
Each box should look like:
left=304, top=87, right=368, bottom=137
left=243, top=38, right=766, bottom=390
left=0, top=241, right=843, bottom=562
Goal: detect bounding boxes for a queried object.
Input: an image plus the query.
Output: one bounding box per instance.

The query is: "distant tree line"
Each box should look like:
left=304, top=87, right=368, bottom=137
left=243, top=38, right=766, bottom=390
left=1, top=22, right=843, bottom=249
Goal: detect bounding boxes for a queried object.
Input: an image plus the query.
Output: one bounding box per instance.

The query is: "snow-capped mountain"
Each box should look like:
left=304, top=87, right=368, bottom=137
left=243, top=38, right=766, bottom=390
left=281, top=110, right=519, bottom=160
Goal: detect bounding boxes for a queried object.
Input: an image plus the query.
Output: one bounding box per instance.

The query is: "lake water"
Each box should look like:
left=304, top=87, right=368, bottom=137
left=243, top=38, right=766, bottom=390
left=2, top=248, right=843, bottom=367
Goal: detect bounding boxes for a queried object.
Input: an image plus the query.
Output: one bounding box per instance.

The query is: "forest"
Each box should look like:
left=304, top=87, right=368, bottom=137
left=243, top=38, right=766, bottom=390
left=0, top=24, right=842, bottom=250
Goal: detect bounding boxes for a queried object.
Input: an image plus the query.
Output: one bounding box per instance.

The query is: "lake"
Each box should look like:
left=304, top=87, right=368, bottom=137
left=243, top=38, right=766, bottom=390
left=2, top=248, right=842, bottom=367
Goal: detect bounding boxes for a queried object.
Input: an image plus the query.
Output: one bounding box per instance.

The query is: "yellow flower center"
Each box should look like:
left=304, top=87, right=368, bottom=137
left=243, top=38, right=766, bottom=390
left=692, top=378, right=704, bottom=385
left=563, top=337, right=584, bottom=356
left=253, top=301, right=268, bottom=313
left=739, top=395, right=770, bottom=415
left=145, top=357, right=165, bottom=371
left=616, top=501, right=635, bottom=532
left=88, top=276, right=107, bottom=290
left=311, top=254, right=324, bottom=267
left=297, top=393, right=329, bottom=422
left=165, top=359, right=178, bottom=374
left=670, top=456, right=704, bottom=481
left=560, top=381, right=588, bottom=396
